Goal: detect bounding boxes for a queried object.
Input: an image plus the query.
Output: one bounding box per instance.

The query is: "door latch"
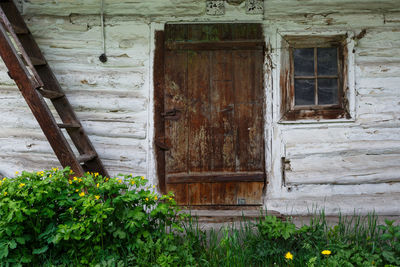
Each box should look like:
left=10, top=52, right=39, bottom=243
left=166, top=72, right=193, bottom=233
left=161, top=108, right=181, bottom=120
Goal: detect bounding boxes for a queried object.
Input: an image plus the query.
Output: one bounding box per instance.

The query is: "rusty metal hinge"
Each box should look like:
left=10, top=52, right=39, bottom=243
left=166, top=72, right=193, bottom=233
left=161, top=108, right=181, bottom=120
left=155, top=137, right=171, bottom=151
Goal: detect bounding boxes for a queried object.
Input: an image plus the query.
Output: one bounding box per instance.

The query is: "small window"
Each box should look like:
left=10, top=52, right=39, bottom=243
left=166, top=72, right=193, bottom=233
left=280, top=35, right=350, bottom=120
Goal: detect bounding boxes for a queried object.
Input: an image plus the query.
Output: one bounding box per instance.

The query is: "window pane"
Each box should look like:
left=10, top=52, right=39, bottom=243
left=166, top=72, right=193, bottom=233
left=318, top=78, right=338, bottom=105
left=294, top=48, right=314, bottom=76
left=317, top=48, right=338, bottom=76
left=295, top=79, right=315, bottom=105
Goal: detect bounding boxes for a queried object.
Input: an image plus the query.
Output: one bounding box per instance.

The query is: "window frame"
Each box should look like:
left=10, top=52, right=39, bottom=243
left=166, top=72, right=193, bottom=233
left=280, top=35, right=350, bottom=121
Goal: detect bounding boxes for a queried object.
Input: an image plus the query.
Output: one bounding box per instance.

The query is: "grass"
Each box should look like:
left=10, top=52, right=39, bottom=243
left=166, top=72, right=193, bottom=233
left=175, top=211, right=399, bottom=267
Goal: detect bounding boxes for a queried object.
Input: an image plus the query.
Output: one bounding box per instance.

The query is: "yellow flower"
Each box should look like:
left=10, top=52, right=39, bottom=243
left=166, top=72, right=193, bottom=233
left=78, top=178, right=82, bottom=183
left=52, top=167, right=58, bottom=171
left=15, top=171, right=19, bottom=175
left=94, top=172, right=99, bottom=177
left=69, top=207, right=72, bottom=211
left=4, top=192, right=7, bottom=196
left=169, top=197, right=173, bottom=201
left=96, top=183, right=99, bottom=188
left=152, top=185, right=156, bottom=189
left=95, top=195, right=100, bottom=200
left=118, top=179, right=123, bottom=184
left=105, top=177, right=109, bottom=182
left=321, top=250, right=331, bottom=255
left=69, top=170, right=74, bottom=174
left=68, top=180, right=72, bottom=184
left=79, top=192, right=85, bottom=197
left=19, top=183, right=25, bottom=188
left=145, top=197, right=149, bottom=201
left=154, top=196, right=158, bottom=200
left=0, top=181, right=2, bottom=186
left=75, top=189, right=79, bottom=192
left=49, top=174, right=52, bottom=178
left=285, top=252, right=293, bottom=260
left=131, top=180, right=135, bottom=185
left=73, top=177, right=78, bottom=181
left=141, top=176, right=145, bottom=180
left=2, top=177, right=6, bottom=181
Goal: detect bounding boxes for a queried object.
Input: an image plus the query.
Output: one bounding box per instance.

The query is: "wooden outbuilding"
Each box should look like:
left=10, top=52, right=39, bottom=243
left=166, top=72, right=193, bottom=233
left=0, top=0, right=399, bottom=216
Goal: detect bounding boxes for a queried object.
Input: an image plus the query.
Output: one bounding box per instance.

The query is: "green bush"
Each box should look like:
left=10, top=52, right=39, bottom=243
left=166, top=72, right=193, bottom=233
left=0, top=168, right=399, bottom=266
left=0, top=168, right=181, bottom=266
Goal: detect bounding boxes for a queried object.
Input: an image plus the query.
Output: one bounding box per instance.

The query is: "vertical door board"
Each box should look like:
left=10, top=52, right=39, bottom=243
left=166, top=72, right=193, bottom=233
left=164, top=51, right=188, bottom=174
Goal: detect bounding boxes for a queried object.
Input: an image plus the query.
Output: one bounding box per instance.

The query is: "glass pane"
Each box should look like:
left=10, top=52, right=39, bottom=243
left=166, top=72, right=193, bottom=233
left=317, top=48, right=338, bottom=76
left=294, top=48, right=314, bottom=76
left=318, top=78, right=338, bottom=105
left=295, top=79, right=315, bottom=105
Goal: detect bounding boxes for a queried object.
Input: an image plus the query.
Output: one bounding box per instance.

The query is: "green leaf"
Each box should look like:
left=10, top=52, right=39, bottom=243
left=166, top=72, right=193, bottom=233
left=385, top=219, right=394, bottom=226
left=15, top=237, right=26, bottom=245
left=142, top=231, right=150, bottom=238
left=0, top=244, right=8, bottom=259
left=113, top=229, right=126, bottom=239
left=21, top=255, right=32, bottom=263
left=8, top=239, right=17, bottom=249
left=382, top=233, right=393, bottom=240
left=33, top=245, right=49, bottom=254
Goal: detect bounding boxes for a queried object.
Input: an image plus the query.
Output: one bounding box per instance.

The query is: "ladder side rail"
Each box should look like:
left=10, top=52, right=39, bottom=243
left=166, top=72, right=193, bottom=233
left=0, top=7, right=43, bottom=87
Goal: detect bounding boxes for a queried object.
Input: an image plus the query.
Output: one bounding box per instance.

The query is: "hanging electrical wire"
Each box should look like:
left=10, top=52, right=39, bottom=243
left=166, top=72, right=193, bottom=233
left=99, top=0, right=107, bottom=63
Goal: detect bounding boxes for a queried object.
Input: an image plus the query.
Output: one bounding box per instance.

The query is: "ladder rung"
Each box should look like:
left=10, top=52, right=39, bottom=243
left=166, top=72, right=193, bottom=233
left=37, top=88, right=64, bottom=99
left=30, top=56, right=46, bottom=66
left=77, top=153, right=97, bottom=163
left=57, top=123, right=81, bottom=129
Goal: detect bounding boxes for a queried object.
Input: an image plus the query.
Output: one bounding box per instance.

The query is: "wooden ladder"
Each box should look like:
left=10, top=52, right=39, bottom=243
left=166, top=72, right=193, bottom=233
left=0, top=0, right=109, bottom=177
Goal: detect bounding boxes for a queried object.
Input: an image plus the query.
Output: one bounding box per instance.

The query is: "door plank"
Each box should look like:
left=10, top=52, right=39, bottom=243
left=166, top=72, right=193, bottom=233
left=212, top=182, right=237, bottom=205
left=164, top=50, right=188, bottom=174
left=187, top=51, right=212, bottom=172
left=189, top=183, right=212, bottom=205
left=233, top=50, right=264, bottom=171
left=210, top=51, right=236, bottom=172
left=237, top=182, right=264, bottom=205
left=166, top=184, right=189, bottom=205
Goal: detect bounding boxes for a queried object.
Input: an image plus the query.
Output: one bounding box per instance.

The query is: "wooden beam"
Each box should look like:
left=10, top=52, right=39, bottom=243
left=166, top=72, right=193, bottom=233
left=166, top=172, right=266, bottom=184
left=154, top=30, right=166, bottom=193
left=166, top=40, right=264, bottom=51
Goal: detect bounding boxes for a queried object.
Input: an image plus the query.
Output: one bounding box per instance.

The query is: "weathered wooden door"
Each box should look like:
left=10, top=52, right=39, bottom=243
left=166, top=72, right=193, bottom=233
left=158, top=24, right=265, bottom=207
